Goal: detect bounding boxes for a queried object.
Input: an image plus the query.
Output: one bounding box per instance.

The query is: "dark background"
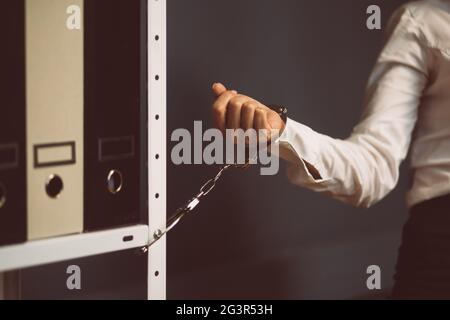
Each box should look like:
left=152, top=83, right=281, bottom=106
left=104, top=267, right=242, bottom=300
left=167, top=0, right=409, bottom=299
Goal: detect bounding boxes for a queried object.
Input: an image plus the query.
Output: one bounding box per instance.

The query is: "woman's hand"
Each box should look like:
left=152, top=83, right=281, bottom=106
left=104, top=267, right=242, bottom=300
left=211, top=83, right=286, bottom=140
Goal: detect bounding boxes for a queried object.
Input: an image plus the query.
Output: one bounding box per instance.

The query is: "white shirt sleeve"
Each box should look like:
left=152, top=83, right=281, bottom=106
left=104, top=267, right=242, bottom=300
left=276, top=6, right=431, bottom=208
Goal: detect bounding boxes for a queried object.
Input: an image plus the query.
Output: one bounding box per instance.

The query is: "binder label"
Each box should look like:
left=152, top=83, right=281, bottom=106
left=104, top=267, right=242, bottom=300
left=34, top=142, right=76, bottom=168
left=0, top=144, right=19, bottom=170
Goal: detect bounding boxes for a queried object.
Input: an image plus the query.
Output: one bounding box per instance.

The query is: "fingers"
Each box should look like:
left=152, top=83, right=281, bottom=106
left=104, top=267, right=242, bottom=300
left=254, top=108, right=273, bottom=141
left=212, top=82, right=227, bottom=97
left=226, top=95, right=253, bottom=129
left=212, top=95, right=273, bottom=132
left=254, top=108, right=271, bottom=131
left=211, top=85, right=284, bottom=140
left=240, top=101, right=258, bottom=131
left=212, top=90, right=238, bottom=133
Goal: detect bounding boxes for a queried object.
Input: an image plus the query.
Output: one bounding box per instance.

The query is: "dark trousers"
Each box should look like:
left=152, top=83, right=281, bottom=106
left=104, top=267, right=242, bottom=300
left=391, top=194, right=450, bottom=299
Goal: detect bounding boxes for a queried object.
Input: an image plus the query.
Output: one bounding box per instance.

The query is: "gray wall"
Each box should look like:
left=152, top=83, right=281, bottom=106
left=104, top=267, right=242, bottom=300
left=167, top=0, right=410, bottom=299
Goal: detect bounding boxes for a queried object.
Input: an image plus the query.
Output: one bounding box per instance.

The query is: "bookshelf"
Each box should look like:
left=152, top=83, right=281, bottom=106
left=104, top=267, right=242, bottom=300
left=0, top=0, right=166, bottom=300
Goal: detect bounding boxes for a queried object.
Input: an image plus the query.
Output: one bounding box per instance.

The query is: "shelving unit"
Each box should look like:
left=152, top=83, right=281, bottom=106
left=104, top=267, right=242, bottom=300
left=0, top=225, right=149, bottom=273
left=0, top=0, right=166, bottom=300
left=147, top=0, right=167, bottom=300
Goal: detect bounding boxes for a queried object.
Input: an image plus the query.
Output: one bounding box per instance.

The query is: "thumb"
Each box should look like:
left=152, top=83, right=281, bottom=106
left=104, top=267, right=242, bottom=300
left=212, top=82, right=227, bottom=97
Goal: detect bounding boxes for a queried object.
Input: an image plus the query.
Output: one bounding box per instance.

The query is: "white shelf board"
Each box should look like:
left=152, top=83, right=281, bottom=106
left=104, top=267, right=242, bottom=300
left=0, top=224, right=149, bottom=273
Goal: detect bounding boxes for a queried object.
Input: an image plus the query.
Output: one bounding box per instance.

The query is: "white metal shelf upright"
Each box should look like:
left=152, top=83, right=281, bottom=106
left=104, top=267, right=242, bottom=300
left=147, top=0, right=167, bottom=300
left=0, top=0, right=167, bottom=300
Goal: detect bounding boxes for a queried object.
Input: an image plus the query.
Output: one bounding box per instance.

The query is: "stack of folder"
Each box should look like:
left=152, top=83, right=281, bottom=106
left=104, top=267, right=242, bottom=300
left=0, top=0, right=147, bottom=246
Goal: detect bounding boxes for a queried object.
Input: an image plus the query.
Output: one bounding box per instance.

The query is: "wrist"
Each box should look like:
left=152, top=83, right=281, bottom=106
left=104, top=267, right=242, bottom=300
left=267, top=104, right=288, bottom=134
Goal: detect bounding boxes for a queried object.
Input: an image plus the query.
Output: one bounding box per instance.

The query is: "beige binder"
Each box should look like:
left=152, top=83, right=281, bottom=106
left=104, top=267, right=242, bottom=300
left=26, top=0, right=84, bottom=239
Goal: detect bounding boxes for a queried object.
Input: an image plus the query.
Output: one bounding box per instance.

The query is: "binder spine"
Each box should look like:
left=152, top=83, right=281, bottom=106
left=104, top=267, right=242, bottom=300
left=84, top=0, right=144, bottom=231
left=0, top=1, right=27, bottom=246
left=26, top=0, right=84, bottom=240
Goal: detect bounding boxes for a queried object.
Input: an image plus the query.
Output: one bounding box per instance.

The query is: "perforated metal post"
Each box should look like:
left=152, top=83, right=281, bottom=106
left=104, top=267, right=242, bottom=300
left=147, top=0, right=167, bottom=300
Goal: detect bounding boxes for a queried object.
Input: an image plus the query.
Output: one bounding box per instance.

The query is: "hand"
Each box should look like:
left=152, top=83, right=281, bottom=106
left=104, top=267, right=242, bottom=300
left=211, top=83, right=286, bottom=140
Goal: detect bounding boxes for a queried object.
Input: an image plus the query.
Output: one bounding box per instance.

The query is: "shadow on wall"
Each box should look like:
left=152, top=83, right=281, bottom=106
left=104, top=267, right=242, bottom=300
left=167, top=0, right=409, bottom=299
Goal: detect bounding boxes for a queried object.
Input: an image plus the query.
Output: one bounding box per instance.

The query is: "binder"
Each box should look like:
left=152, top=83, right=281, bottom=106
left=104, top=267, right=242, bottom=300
left=0, top=1, right=27, bottom=246
left=84, top=0, right=146, bottom=231
left=26, top=0, right=84, bottom=239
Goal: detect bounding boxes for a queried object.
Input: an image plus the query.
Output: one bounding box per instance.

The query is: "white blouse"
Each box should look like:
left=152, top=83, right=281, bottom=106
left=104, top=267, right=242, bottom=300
left=277, top=0, right=450, bottom=208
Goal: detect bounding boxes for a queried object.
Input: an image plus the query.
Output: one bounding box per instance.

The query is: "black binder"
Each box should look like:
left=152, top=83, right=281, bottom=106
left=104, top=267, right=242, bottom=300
left=0, top=1, right=27, bottom=245
left=84, top=0, right=147, bottom=231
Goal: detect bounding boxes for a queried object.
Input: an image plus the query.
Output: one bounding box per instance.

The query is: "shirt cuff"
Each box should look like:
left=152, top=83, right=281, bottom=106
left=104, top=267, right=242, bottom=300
left=274, top=118, right=331, bottom=184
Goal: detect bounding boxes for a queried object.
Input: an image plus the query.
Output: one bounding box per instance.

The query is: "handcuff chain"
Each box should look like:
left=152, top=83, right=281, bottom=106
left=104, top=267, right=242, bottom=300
left=146, top=104, right=287, bottom=249
left=148, top=164, right=238, bottom=247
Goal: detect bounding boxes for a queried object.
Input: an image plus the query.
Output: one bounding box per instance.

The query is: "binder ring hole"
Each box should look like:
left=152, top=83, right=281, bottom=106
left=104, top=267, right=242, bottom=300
left=107, top=169, right=123, bottom=195
left=46, top=174, right=64, bottom=199
left=0, top=182, right=6, bottom=208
